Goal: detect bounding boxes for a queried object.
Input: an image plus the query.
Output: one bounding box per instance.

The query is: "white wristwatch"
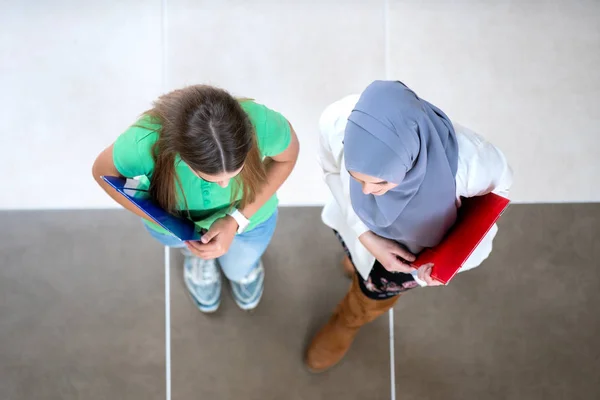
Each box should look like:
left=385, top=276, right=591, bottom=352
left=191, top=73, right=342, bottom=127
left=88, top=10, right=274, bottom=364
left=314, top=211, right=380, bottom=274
left=227, top=208, right=250, bottom=234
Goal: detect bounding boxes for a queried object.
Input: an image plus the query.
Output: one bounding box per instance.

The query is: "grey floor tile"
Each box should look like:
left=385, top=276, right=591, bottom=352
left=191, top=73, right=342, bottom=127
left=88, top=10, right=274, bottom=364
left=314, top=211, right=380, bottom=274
left=170, top=208, right=391, bottom=400
left=0, top=210, right=166, bottom=400
left=4, top=204, right=598, bottom=400
left=393, top=204, right=600, bottom=400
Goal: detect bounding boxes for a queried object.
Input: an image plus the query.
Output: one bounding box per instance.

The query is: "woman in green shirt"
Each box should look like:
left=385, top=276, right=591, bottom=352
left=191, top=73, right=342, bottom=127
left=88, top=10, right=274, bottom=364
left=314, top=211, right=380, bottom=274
left=92, top=85, right=299, bottom=312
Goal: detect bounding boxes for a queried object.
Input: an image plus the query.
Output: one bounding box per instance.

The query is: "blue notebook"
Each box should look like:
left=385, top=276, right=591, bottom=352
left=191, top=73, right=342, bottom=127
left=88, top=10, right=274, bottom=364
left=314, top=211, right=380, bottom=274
left=102, top=176, right=201, bottom=241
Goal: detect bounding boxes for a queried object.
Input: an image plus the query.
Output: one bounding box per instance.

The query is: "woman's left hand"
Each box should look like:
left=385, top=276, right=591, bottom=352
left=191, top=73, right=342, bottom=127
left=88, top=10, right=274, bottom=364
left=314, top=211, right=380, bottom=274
left=186, top=216, right=238, bottom=260
left=415, top=263, right=443, bottom=286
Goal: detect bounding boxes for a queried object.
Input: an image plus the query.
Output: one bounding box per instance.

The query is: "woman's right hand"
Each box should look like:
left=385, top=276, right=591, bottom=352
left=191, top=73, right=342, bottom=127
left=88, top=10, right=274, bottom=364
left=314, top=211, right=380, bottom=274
left=359, top=231, right=416, bottom=273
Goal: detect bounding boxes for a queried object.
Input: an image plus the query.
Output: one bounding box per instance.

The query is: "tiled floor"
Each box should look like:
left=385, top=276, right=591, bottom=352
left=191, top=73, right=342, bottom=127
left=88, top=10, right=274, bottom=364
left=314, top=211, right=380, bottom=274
left=392, top=204, right=600, bottom=400
left=169, top=208, right=390, bottom=400
left=0, top=211, right=165, bottom=399
left=1, top=205, right=599, bottom=399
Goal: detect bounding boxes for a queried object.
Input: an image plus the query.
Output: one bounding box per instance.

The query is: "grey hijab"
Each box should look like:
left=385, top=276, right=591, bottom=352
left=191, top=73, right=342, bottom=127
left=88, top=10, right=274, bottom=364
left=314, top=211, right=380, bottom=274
left=344, top=80, right=459, bottom=254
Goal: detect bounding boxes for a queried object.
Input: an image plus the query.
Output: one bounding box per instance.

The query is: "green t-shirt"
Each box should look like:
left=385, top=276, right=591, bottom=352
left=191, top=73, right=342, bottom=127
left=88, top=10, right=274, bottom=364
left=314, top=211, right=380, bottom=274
left=112, top=100, right=291, bottom=235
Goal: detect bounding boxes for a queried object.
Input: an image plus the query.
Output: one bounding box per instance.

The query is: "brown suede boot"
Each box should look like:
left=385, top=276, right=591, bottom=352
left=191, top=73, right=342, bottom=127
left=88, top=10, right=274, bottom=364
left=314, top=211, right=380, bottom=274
left=305, top=274, right=399, bottom=373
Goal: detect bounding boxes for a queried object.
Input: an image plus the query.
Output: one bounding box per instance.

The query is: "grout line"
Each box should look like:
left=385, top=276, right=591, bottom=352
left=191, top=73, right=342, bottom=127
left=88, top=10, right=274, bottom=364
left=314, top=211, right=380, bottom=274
left=164, top=246, right=171, bottom=400
left=161, top=0, right=170, bottom=399
left=8, top=200, right=589, bottom=212
left=161, top=0, right=169, bottom=91
left=384, top=2, right=395, bottom=399
left=383, top=0, right=391, bottom=79
left=388, top=309, right=396, bottom=400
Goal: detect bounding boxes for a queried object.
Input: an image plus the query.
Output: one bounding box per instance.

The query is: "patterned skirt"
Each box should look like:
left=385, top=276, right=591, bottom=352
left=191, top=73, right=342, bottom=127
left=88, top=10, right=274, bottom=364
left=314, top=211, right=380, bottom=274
left=334, top=231, right=419, bottom=300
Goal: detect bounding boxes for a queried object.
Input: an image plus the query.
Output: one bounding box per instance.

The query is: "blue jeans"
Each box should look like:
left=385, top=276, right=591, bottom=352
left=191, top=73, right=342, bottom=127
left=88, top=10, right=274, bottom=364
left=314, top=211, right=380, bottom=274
left=145, top=210, right=278, bottom=282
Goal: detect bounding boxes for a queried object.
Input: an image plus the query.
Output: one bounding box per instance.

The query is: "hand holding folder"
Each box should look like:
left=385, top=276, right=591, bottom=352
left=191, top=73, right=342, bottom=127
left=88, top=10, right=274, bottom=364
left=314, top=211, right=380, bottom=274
left=411, top=192, right=510, bottom=285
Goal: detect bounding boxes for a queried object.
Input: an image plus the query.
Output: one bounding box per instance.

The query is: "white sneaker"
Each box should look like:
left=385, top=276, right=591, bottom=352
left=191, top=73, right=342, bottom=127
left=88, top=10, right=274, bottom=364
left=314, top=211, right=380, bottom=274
left=229, top=262, right=265, bottom=311
left=182, top=251, right=221, bottom=313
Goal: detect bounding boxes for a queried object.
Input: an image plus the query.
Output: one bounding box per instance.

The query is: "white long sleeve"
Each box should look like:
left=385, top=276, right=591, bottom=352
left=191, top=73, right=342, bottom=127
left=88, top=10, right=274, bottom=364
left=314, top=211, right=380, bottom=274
left=454, top=123, right=514, bottom=199
left=318, top=95, right=513, bottom=282
left=318, top=95, right=369, bottom=238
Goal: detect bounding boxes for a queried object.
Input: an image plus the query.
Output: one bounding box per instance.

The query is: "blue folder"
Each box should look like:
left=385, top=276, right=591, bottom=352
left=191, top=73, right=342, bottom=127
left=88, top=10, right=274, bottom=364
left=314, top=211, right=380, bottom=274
left=102, top=176, right=200, bottom=241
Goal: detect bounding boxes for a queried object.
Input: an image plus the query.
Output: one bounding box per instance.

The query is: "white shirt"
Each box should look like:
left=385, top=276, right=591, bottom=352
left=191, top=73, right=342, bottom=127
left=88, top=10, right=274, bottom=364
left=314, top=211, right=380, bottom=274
left=319, top=95, right=514, bottom=285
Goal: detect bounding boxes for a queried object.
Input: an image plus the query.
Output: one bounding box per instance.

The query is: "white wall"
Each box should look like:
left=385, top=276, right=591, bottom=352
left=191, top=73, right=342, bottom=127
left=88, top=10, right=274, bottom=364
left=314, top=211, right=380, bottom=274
left=1, top=0, right=598, bottom=210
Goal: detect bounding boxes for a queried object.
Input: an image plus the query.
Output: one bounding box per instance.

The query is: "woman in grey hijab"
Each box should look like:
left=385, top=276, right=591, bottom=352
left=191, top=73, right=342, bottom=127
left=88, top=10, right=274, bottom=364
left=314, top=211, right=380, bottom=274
left=346, top=81, right=459, bottom=254
left=305, top=80, right=512, bottom=372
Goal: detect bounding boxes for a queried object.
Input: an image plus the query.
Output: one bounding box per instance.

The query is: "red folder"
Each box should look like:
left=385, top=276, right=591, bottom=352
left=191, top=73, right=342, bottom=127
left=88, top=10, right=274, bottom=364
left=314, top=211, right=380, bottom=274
left=412, top=193, right=510, bottom=284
